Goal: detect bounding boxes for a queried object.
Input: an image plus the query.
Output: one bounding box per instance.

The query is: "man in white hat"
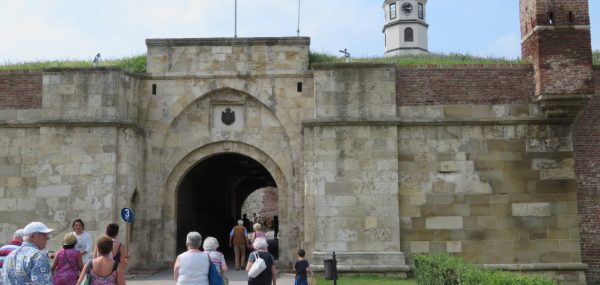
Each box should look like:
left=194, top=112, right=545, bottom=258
left=2, top=222, right=54, bottom=285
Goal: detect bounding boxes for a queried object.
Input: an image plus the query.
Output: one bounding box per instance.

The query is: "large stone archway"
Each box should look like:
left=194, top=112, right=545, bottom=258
left=175, top=152, right=277, bottom=257
left=162, top=141, right=296, bottom=264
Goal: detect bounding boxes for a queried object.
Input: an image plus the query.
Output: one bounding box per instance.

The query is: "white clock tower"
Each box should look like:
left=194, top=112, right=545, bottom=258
left=382, top=0, right=429, bottom=56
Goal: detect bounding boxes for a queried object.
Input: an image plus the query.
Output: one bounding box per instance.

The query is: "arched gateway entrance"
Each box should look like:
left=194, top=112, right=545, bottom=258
left=176, top=153, right=277, bottom=257
left=164, top=142, right=291, bottom=264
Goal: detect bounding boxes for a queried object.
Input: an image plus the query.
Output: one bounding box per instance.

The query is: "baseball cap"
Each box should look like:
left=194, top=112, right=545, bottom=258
left=23, top=222, right=54, bottom=236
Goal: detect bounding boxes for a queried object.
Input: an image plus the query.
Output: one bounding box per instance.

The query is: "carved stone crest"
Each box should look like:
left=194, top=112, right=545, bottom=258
left=221, top=107, right=236, bottom=125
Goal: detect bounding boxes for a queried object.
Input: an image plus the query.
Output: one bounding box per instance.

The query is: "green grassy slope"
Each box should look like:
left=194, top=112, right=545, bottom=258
left=1, top=50, right=598, bottom=73
left=309, top=51, right=525, bottom=65
left=0, top=55, right=147, bottom=73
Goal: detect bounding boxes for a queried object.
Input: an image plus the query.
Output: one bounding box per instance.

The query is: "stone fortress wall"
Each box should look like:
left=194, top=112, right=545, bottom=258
left=1, top=58, right=599, bottom=285
left=1, top=0, right=599, bottom=283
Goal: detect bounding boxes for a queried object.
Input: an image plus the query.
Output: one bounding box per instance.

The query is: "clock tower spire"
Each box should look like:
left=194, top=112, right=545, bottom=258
left=382, top=0, right=429, bottom=56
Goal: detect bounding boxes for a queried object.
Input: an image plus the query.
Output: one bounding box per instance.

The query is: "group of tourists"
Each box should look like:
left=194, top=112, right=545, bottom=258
left=2, top=218, right=310, bottom=285
left=175, top=221, right=276, bottom=285
left=241, top=215, right=278, bottom=240
left=0, top=219, right=127, bottom=285
left=174, top=219, right=311, bottom=285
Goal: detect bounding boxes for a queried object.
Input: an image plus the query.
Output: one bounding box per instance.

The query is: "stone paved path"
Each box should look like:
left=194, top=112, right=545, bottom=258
left=127, top=234, right=295, bottom=284
left=127, top=269, right=296, bottom=285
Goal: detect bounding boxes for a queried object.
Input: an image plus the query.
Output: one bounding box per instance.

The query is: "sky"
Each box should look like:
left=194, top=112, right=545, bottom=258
left=0, top=0, right=599, bottom=62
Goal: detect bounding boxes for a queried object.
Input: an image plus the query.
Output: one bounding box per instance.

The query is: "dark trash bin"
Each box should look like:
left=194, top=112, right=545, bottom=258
left=323, top=258, right=337, bottom=280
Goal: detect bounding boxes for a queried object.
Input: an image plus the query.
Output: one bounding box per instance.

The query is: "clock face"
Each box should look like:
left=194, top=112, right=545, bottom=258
left=401, top=2, right=413, bottom=15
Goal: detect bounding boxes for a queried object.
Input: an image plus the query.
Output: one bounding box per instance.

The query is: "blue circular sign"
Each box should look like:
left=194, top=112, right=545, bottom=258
left=121, top=208, right=135, bottom=223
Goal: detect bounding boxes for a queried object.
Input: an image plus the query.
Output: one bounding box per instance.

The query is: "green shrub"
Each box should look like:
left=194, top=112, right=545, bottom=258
left=593, top=50, right=600, bottom=65
left=414, top=254, right=557, bottom=285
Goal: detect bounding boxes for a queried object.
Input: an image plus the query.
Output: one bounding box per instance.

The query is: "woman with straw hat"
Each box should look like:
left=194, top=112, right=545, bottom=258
left=52, top=232, right=83, bottom=285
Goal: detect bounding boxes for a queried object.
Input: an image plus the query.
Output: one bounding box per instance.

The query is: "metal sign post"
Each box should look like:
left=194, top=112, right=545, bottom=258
left=120, top=207, right=135, bottom=257
left=324, top=251, right=338, bottom=284
left=333, top=251, right=337, bottom=285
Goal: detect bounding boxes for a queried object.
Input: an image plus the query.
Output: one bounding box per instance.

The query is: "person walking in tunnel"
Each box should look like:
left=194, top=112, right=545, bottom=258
left=203, top=237, right=228, bottom=284
left=249, top=224, right=266, bottom=247
left=272, top=216, right=278, bottom=240
left=229, top=220, right=248, bottom=271
left=174, top=232, right=209, bottom=285
left=242, top=214, right=252, bottom=232
left=246, top=238, right=276, bottom=285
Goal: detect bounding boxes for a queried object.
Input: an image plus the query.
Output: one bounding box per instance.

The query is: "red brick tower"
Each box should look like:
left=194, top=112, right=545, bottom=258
left=521, top=0, right=599, bottom=281
left=520, top=0, right=594, bottom=116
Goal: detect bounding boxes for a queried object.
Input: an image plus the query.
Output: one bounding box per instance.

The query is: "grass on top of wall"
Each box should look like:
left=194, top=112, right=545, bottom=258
left=309, top=51, right=526, bottom=66
left=311, top=50, right=600, bottom=66
left=1, top=50, right=597, bottom=73
left=0, top=54, right=147, bottom=73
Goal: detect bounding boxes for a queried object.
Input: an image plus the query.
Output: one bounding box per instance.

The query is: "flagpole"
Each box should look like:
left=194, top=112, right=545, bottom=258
left=235, top=0, right=238, bottom=38
left=297, top=0, right=301, bottom=36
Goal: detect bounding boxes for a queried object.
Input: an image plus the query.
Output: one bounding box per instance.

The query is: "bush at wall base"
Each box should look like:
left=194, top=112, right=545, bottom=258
left=414, top=254, right=557, bottom=285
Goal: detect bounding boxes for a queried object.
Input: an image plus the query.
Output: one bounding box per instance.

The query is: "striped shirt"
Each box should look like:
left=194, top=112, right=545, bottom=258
left=206, top=250, right=227, bottom=275
left=0, top=241, right=22, bottom=269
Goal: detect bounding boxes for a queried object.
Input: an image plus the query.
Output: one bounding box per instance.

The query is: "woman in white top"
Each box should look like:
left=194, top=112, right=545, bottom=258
left=174, top=232, right=210, bottom=285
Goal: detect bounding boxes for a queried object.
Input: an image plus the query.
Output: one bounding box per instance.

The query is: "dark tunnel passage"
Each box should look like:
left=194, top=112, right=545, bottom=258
left=176, top=153, right=277, bottom=258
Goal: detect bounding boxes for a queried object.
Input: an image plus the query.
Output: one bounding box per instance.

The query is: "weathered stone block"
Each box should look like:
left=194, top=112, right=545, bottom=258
left=444, top=106, right=472, bottom=119
left=466, top=229, right=489, bottom=240
left=411, top=241, right=430, bottom=253
left=439, top=161, right=458, bottom=172
left=427, top=194, right=455, bottom=205
left=470, top=204, right=491, bottom=216
left=6, top=177, right=23, bottom=187
left=457, top=182, right=492, bottom=194
left=447, top=241, right=462, bottom=253
left=0, top=198, right=17, bottom=211
left=426, top=216, right=463, bottom=229
left=490, top=181, right=527, bottom=194
left=408, top=193, right=427, bottom=206
left=37, top=185, right=71, bottom=197
left=432, top=182, right=455, bottom=194
left=512, top=203, right=551, bottom=217
left=365, top=216, right=378, bottom=229
left=324, top=182, right=354, bottom=195
left=535, top=179, right=576, bottom=193
left=486, top=139, right=526, bottom=152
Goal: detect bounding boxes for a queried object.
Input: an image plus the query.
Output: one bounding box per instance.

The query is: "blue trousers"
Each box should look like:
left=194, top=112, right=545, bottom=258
left=294, top=277, right=308, bottom=285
